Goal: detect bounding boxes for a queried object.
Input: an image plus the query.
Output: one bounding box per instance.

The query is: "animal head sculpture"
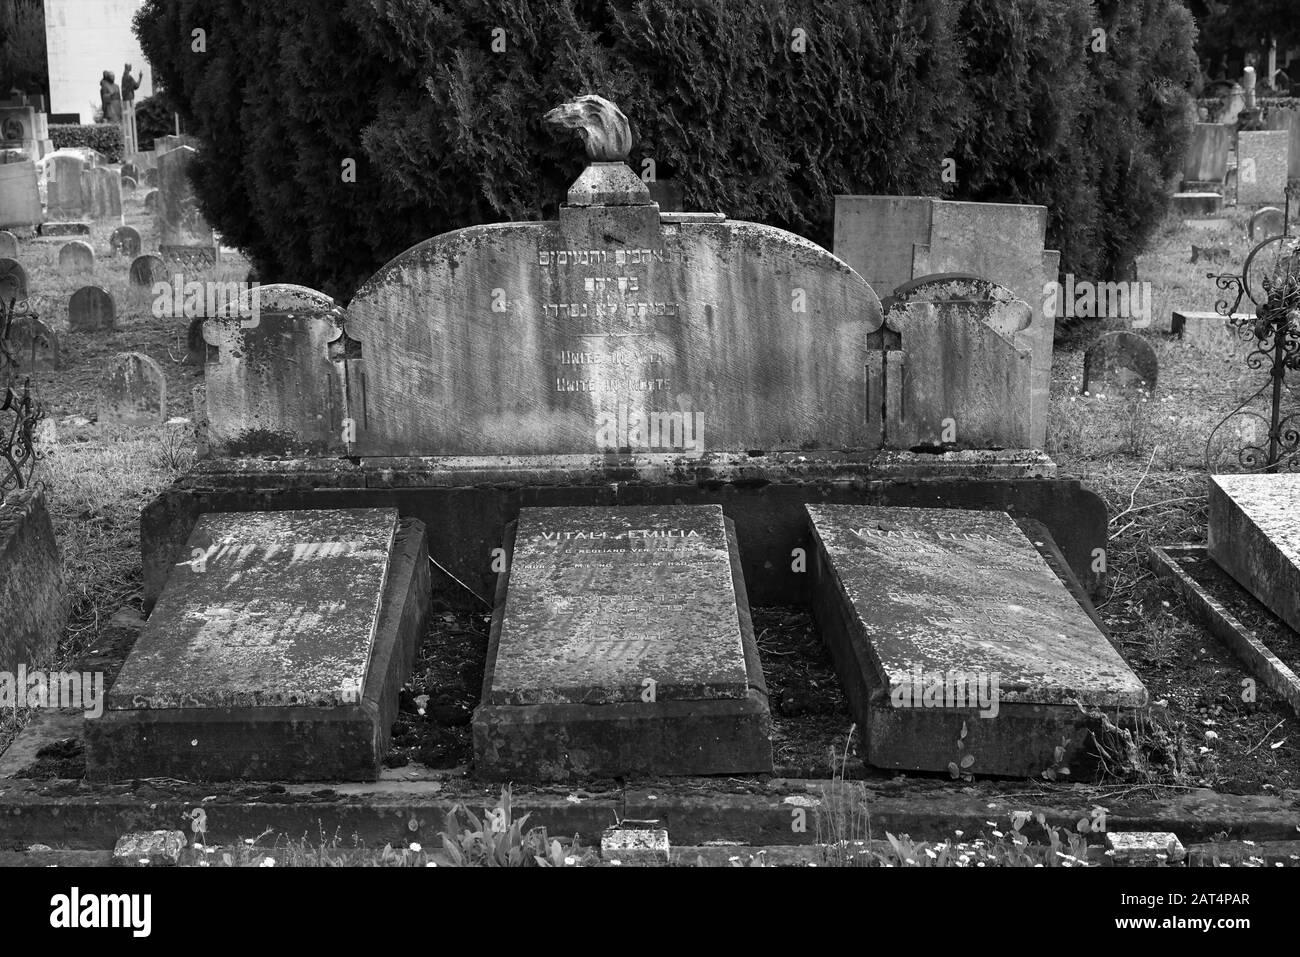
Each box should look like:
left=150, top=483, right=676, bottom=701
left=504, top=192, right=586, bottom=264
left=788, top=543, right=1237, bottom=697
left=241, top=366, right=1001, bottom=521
left=543, top=94, right=633, bottom=162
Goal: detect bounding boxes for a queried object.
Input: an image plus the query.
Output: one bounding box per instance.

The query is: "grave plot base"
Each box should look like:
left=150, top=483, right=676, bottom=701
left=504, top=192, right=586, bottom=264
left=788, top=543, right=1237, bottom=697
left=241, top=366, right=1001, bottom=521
left=84, top=519, right=430, bottom=782
left=473, top=520, right=773, bottom=781
left=812, top=518, right=1143, bottom=778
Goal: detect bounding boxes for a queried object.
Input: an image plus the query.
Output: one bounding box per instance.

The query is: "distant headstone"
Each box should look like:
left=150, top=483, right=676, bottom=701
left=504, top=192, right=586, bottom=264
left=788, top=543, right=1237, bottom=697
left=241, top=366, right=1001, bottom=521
left=0, top=256, right=27, bottom=301
left=202, top=284, right=348, bottom=456
left=0, top=230, right=16, bottom=257
left=1264, top=107, right=1300, bottom=179
left=156, top=146, right=215, bottom=264
left=82, top=166, right=123, bottom=219
left=4, top=315, right=59, bottom=371
left=1248, top=206, right=1286, bottom=240
left=142, top=188, right=159, bottom=214
left=1171, top=309, right=1250, bottom=351
left=807, top=504, right=1147, bottom=775
left=99, top=352, right=167, bottom=425
left=1209, top=474, right=1300, bottom=634
left=84, top=507, right=431, bottom=781
left=47, top=154, right=86, bottom=218
left=121, top=175, right=137, bottom=192
left=58, top=239, right=95, bottom=274
left=0, top=159, right=41, bottom=228
left=1181, top=123, right=1232, bottom=185
left=122, top=161, right=139, bottom=182
left=68, top=285, right=116, bottom=331
left=129, top=253, right=166, bottom=287
left=1082, top=331, right=1158, bottom=394
left=109, top=225, right=142, bottom=257
left=37, top=221, right=89, bottom=237
left=143, top=167, right=158, bottom=188
left=1237, top=130, right=1290, bottom=205
left=474, top=504, right=772, bottom=779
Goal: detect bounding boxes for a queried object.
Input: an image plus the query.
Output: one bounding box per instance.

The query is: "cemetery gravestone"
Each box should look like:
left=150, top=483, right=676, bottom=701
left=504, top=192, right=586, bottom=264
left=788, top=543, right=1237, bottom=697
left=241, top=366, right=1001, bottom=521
left=143, top=188, right=159, bottom=214
left=0, top=256, right=27, bottom=301
left=46, top=154, right=87, bottom=218
left=474, top=504, right=772, bottom=779
left=157, top=146, right=215, bottom=264
left=1237, top=131, right=1290, bottom=206
left=83, top=167, right=122, bottom=219
left=1209, top=474, right=1300, bottom=634
left=1249, top=206, right=1286, bottom=240
left=99, top=352, right=167, bottom=425
left=807, top=504, right=1147, bottom=775
left=121, top=175, right=137, bottom=192
left=68, top=286, right=116, bottom=331
left=0, top=230, right=16, bottom=258
left=143, top=167, right=158, bottom=188
left=110, top=225, right=142, bottom=258
left=1181, top=123, right=1232, bottom=187
left=0, top=489, right=68, bottom=675
left=0, top=159, right=41, bottom=228
left=58, top=239, right=94, bottom=275
left=202, top=284, right=349, bottom=456
left=1082, top=331, right=1158, bottom=394
left=346, top=146, right=884, bottom=456
left=84, top=507, right=431, bottom=781
left=1265, top=107, right=1300, bottom=180
left=4, top=315, right=59, bottom=371
left=37, top=221, right=89, bottom=237
left=129, top=253, right=166, bottom=287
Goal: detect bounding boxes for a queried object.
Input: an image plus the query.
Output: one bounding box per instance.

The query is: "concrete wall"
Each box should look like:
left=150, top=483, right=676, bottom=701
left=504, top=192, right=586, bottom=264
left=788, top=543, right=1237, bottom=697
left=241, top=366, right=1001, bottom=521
left=44, top=0, right=154, bottom=121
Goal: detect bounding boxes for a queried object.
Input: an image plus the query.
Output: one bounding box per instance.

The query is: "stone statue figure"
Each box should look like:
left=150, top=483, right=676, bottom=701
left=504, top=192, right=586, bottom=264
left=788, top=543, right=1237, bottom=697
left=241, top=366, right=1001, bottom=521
left=100, top=71, right=122, bottom=122
left=542, top=94, right=633, bottom=162
left=121, top=64, right=143, bottom=104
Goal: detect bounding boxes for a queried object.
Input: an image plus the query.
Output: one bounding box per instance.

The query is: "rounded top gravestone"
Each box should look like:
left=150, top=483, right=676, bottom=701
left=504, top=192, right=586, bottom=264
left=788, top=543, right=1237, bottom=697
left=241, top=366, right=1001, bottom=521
left=129, top=254, right=167, bottom=287
left=1082, top=331, right=1158, bottom=394
left=58, top=239, right=95, bottom=275
left=144, top=167, right=159, bottom=188
left=6, top=315, right=59, bottom=372
left=0, top=230, right=17, bottom=259
left=68, top=286, right=116, bottom=332
left=121, top=176, right=138, bottom=192
left=99, top=351, right=167, bottom=426
left=110, top=225, right=142, bottom=258
left=1248, top=206, right=1286, bottom=240
left=143, top=189, right=159, bottom=213
left=0, top=256, right=28, bottom=301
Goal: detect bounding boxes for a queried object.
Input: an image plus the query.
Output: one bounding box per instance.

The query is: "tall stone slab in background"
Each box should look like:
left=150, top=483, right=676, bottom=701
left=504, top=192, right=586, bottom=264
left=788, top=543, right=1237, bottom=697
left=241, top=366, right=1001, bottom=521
left=833, top=196, right=1056, bottom=449
left=474, top=504, right=771, bottom=780
left=347, top=162, right=884, bottom=456
left=202, top=284, right=349, bottom=456
left=1237, top=130, right=1290, bottom=206
left=46, top=153, right=86, bottom=219
left=1209, top=474, right=1300, bottom=634
left=1181, top=123, right=1232, bottom=187
left=156, top=145, right=215, bottom=264
left=0, top=159, right=42, bottom=228
left=808, top=504, right=1147, bottom=776
left=1265, top=108, right=1300, bottom=180
left=82, top=166, right=123, bottom=220
left=85, top=508, right=431, bottom=781
left=0, top=489, right=68, bottom=674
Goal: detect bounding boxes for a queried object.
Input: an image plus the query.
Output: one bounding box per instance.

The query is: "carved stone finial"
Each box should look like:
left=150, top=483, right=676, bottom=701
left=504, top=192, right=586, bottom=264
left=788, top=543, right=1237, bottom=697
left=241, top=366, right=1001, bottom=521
left=543, top=94, right=632, bottom=162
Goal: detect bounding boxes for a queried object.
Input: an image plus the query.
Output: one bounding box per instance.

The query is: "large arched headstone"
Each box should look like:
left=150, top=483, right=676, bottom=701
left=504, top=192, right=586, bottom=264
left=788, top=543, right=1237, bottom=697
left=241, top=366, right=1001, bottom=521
left=0, top=257, right=27, bottom=301
left=68, top=286, right=116, bottom=332
left=346, top=167, right=883, bottom=456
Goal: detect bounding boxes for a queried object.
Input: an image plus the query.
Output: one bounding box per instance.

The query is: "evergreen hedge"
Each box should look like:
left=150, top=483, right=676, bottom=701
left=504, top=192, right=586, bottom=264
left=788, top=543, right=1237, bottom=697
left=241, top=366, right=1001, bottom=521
left=136, top=0, right=1198, bottom=302
left=49, top=124, right=124, bottom=164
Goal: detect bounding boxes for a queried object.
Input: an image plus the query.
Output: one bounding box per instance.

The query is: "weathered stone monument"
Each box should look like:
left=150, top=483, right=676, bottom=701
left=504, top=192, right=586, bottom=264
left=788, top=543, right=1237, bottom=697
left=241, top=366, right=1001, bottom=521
left=808, top=504, right=1146, bottom=775
left=1264, top=107, right=1300, bottom=180
left=99, top=352, right=167, bottom=425
left=4, top=315, right=59, bottom=371
left=1249, top=206, right=1286, bottom=240
left=1208, top=474, right=1300, bottom=634
left=1237, top=130, right=1290, bottom=206
left=202, top=284, right=349, bottom=455
left=109, top=225, right=141, bottom=258
left=156, top=145, right=215, bottom=264
left=129, top=253, right=166, bottom=287
left=82, top=166, right=123, bottom=219
left=476, top=504, right=771, bottom=779
left=0, top=230, right=16, bottom=258
left=85, top=507, right=431, bottom=781
left=0, top=490, right=68, bottom=674
left=46, top=154, right=87, bottom=219
left=0, top=257, right=27, bottom=301
left=832, top=195, right=1057, bottom=447
left=68, top=285, right=116, bottom=331
left=58, top=239, right=95, bottom=275
left=0, top=160, right=41, bottom=228
left=1082, top=331, right=1158, bottom=394
left=1181, top=122, right=1232, bottom=190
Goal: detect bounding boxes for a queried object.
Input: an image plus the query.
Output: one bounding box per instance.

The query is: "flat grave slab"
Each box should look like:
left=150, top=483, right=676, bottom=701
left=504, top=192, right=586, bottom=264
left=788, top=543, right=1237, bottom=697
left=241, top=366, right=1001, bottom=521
left=474, top=504, right=772, bottom=780
left=85, top=507, right=430, bottom=781
left=1209, top=474, right=1300, bottom=634
left=807, top=504, right=1147, bottom=776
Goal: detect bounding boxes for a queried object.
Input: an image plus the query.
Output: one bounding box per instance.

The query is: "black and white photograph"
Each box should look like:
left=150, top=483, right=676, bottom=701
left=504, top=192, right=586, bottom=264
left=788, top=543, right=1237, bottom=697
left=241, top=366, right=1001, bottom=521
left=0, top=0, right=1294, bottom=934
